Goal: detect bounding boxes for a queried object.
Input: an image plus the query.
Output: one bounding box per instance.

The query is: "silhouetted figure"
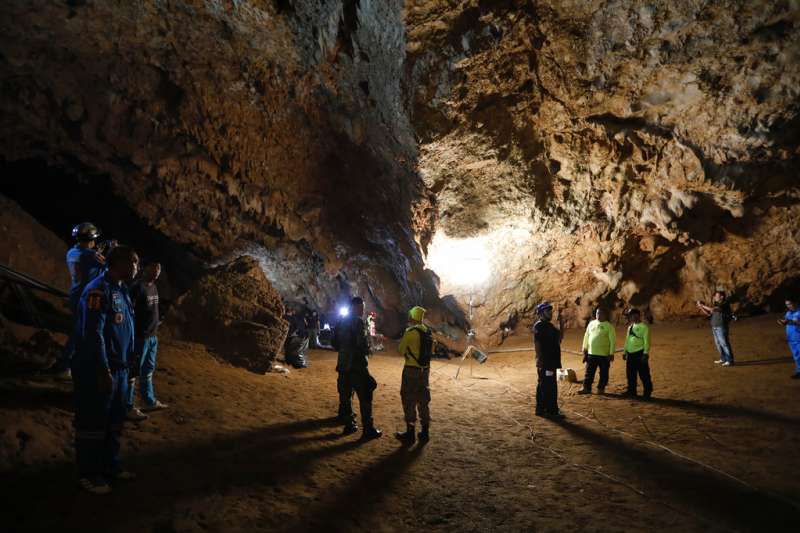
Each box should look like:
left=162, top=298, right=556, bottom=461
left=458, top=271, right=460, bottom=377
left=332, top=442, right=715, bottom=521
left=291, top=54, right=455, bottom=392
left=332, top=296, right=381, bottom=440
left=532, top=302, right=564, bottom=419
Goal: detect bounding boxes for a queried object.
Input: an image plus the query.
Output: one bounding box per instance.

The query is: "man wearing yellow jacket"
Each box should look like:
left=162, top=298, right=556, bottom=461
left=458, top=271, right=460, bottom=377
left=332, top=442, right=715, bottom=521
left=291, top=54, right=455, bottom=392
left=395, top=306, right=431, bottom=444
left=623, top=308, right=653, bottom=399
left=578, top=307, right=616, bottom=395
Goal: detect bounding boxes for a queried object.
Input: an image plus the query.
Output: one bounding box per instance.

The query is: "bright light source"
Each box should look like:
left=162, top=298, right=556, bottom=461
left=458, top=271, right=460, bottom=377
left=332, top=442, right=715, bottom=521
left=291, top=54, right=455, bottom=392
left=322, top=323, right=331, bottom=330
left=426, top=231, right=491, bottom=289
left=338, top=306, right=349, bottom=318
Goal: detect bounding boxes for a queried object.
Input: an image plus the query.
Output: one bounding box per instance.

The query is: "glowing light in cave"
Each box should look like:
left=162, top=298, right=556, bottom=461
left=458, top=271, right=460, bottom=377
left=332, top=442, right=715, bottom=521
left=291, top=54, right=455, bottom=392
left=425, top=231, right=492, bottom=289
left=338, top=306, right=350, bottom=318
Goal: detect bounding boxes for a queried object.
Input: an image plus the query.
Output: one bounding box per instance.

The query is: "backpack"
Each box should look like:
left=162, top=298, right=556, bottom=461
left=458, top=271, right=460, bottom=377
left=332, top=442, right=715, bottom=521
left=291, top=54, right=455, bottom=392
left=410, top=325, right=434, bottom=367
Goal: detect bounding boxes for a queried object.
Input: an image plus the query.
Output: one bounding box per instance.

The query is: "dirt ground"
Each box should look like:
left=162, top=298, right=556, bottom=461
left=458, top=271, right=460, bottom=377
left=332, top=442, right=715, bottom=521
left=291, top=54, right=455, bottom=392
left=2, top=314, right=800, bottom=532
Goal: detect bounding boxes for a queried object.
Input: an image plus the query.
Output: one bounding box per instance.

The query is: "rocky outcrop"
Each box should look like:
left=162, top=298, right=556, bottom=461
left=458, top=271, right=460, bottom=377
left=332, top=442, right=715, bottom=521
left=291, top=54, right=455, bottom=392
left=1, top=1, right=798, bottom=344
left=0, top=1, right=434, bottom=336
left=166, top=256, right=289, bottom=373
left=406, top=1, right=800, bottom=339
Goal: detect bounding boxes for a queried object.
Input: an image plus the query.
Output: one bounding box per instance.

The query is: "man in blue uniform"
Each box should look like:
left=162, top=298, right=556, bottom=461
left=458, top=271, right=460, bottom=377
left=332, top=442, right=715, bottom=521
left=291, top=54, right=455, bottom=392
left=777, top=297, right=800, bottom=379
left=73, top=245, right=138, bottom=494
left=52, top=223, right=109, bottom=379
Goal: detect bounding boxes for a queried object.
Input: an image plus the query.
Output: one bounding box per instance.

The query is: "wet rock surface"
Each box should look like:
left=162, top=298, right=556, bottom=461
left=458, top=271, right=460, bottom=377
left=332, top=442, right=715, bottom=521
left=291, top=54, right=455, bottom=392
left=166, top=256, right=289, bottom=373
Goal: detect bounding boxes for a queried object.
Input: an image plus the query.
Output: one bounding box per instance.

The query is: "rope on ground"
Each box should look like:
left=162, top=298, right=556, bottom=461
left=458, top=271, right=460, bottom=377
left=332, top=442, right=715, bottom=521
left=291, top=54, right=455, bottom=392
left=434, top=360, right=800, bottom=514
left=567, top=408, right=800, bottom=513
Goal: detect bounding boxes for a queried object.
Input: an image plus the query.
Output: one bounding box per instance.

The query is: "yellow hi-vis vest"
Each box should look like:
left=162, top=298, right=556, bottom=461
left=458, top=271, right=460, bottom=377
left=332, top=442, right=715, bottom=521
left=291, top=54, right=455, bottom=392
left=623, top=322, right=650, bottom=354
left=398, top=324, right=428, bottom=368
left=582, top=320, right=616, bottom=356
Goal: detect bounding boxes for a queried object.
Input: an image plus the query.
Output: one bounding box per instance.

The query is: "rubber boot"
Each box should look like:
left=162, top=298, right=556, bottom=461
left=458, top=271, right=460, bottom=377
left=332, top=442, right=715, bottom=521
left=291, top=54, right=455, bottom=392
left=395, top=424, right=415, bottom=445
left=417, top=425, right=429, bottom=443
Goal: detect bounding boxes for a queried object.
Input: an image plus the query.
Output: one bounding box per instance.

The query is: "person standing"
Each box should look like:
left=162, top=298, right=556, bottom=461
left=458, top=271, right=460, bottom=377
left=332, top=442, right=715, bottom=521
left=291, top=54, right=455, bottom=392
left=395, top=306, right=432, bottom=444
left=777, top=297, right=800, bottom=379
left=126, top=262, right=168, bottom=420
left=696, top=290, right=735, bottom=366
left=52, top=223, right=109, bottom=379
left=332, top=297, right=381, bottom=440
left=532, top=302, right=564, bottom=419
left=622, top=308, right=653, bottom=399
left=72, top=246, right=138, bottom=494
left=578, top=307, right=616, bottom=395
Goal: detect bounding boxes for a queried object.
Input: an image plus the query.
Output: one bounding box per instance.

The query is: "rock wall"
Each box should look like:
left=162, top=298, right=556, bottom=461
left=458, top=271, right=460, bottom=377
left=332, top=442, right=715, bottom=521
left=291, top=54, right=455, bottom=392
left=1, top=1, right=798, bottom=344
left=406, top=0, right=800, bottom=339
left=166, top=256, right=288, bottom=373
left=0, top=0, right=436, bottom=336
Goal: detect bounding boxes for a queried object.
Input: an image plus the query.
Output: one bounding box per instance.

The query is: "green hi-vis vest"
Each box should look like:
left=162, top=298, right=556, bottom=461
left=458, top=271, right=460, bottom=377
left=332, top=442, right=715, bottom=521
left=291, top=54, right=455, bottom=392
left=623, top=322, right=650, bottom=354
left=582, top=320, right=616, bottom=356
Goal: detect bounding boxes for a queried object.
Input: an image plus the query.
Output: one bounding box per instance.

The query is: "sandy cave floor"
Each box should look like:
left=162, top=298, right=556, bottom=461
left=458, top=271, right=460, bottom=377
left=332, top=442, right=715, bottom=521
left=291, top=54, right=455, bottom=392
left=2, top=315, right=800, bottom=532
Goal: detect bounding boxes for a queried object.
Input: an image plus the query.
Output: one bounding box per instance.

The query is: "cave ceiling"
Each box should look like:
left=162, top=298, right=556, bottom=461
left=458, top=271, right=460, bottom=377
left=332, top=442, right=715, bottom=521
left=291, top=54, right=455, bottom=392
left=1, top=0, right=798, bottom=340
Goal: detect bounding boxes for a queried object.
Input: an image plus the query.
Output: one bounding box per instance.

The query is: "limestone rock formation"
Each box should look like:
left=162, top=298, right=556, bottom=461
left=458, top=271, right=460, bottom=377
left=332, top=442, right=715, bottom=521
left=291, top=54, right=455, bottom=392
left=406, top=0, right=800, bottom=338
left=166, top=256, right=289, bottom=373
left=0, top=1, right=798, bottom=344
left=0, top=0, right=432, bottom=336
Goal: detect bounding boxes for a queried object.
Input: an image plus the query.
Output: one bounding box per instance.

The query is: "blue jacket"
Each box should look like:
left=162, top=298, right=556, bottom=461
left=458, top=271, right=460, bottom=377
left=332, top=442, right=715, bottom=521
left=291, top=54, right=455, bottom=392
left=66, top=245, right=105, bottom=306
left=75, top=272, right=135, bottom=370
left=786, top=309, right=800, bottom=343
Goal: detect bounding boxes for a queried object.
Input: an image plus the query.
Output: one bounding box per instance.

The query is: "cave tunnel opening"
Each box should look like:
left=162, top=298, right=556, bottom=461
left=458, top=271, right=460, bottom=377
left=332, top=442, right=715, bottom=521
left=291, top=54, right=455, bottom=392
left=0, top=157, right=205, bottom=307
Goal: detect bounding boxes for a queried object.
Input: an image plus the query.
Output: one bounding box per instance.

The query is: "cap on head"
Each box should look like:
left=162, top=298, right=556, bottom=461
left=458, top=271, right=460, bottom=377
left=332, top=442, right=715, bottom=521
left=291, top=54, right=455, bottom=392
left=408, top=306, right=426, bottom=322
left=535, top=302, right=553, bottom=315
left=72, top=222, right=101, bottom=242
left=628, top=307, right=641, bottom=317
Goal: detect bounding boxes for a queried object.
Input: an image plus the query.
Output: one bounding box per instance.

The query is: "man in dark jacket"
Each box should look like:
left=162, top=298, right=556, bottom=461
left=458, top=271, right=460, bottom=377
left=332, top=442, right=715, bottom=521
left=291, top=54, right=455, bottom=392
left=532, top=302, right=565, bottom=420
left=332, top=297, right=381, bottom=440
left=126, top=262, right=168, bottom=420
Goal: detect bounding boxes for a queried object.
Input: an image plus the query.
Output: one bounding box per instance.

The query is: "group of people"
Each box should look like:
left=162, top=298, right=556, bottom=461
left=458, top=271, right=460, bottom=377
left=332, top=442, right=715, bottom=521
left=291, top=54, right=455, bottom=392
left=532, top=289, right=800, bottom=419
left=332, top=298, right=432, bottom=444
left=53, top=223, right=167, bottom=494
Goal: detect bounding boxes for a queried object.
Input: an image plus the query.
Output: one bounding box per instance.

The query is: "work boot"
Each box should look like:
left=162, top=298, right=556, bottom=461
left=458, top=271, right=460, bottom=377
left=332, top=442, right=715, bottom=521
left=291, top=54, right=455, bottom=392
left=546, top=412, right=566, bottom=421
left=361, top=426, right=382, bottom=441
left=395, top=424, right=415, bottom=445
left=577, top=388, right=591, bottom=395
left=641, top=392, right=653, bottom=401
left=597, top=386, right=606, bottom=395
left=622, top=390, right=637, bottom=398
left=342, top=422, right=359, bottom=435
left=417, top=425, right=430, bottom=443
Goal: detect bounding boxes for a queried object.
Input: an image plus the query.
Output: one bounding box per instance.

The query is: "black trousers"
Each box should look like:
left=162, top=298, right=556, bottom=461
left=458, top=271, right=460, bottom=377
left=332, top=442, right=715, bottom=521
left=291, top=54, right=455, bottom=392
left=536, top=368, right=559, bottom=414
left=337, top=371, right=355, bottom=423
left=338, top=369, right=376, bottom=428
left=625, top=350, right=653, bottom=395
left=583, top=355, right=610, bottom=389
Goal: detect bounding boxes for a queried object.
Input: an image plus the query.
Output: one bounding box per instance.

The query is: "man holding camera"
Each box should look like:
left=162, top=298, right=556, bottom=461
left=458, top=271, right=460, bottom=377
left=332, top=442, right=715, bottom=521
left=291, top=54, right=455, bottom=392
left=52, top=222, right=115, bottom=380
